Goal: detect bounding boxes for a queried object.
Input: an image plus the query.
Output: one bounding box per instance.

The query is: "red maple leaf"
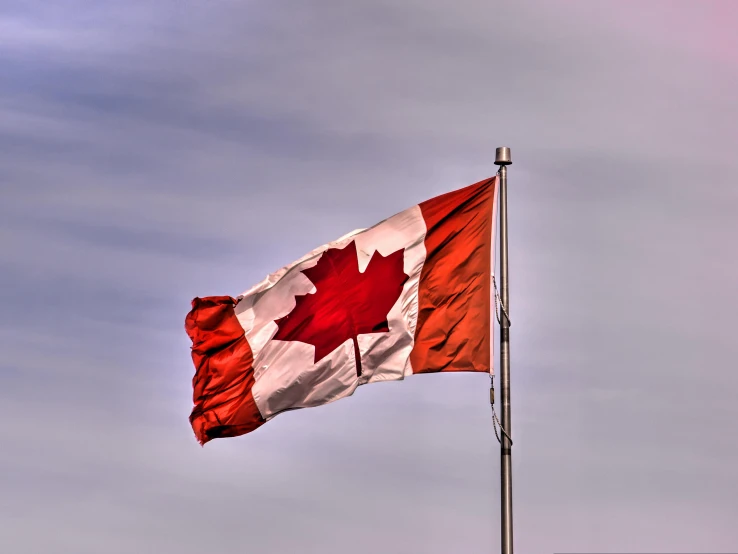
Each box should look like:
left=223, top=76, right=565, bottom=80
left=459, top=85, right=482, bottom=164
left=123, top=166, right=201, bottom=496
left=272, top=240, right=408, bottom=377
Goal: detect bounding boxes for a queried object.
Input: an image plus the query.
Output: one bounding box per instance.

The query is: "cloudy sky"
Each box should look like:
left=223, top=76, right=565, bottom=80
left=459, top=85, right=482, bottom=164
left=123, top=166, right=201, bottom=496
left=2, top=1, right=737, bottom=552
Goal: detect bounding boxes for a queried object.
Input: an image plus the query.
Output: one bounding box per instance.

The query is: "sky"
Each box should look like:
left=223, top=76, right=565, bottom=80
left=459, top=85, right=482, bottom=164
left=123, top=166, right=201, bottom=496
left=1, top=1, right=737, bottom=552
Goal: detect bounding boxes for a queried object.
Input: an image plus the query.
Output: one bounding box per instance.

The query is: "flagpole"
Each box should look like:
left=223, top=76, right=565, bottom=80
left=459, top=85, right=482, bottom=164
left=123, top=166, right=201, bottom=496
left=495, top=146, right=513, bottom=554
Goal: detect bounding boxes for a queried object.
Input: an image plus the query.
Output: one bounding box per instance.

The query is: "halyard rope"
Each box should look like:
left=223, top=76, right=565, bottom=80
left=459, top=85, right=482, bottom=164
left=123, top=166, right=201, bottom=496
left=490, top=169, right=512, bottom=446
left=490, top=376, right=513, bottom=446
left=492, top=274, right=510, bottom=327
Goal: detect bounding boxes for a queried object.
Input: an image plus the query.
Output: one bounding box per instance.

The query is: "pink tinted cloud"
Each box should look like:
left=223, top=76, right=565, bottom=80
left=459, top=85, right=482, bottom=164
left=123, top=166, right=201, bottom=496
left=603, top=1, right=737, bottom=65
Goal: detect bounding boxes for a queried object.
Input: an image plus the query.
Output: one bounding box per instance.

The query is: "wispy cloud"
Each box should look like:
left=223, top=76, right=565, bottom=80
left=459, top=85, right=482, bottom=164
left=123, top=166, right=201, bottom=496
left=2, top=1, right=737, bottom=552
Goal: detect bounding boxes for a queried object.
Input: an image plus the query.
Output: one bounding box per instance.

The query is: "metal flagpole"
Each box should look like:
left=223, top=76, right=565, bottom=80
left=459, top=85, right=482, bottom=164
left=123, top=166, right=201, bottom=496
left=495, top=146, right=513, bottom=554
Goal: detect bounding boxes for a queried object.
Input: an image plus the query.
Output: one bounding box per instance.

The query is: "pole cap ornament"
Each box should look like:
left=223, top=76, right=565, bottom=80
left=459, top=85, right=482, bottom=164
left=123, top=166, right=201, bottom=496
left=494, top=146, right=512, bottom=166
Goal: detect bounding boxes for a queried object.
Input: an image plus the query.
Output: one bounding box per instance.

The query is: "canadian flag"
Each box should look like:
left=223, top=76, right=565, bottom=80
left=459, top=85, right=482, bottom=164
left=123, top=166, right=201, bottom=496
left=186, top=177, right=498, bottom=444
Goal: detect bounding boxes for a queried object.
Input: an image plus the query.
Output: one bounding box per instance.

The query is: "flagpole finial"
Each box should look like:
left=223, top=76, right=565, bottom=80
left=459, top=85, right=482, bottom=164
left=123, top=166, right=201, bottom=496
left=495, top=146, right=512, bottom=166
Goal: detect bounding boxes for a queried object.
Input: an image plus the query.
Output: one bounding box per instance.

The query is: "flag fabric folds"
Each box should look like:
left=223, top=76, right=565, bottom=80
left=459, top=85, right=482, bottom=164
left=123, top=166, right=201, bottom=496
left=186, top=177, right=497, bottom=444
